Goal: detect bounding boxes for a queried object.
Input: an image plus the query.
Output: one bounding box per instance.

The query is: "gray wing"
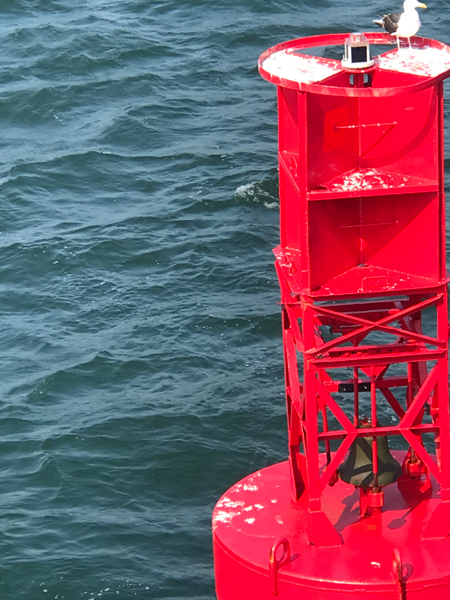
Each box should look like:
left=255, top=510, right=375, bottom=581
left=380, top=12, right=402, bottom=33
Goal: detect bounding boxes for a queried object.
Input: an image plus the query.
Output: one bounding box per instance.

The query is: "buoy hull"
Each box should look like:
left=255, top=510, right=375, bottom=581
left=213, top=457, right=450, bottom=599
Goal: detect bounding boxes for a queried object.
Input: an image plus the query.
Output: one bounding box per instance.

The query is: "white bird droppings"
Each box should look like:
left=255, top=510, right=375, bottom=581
left=262, top=45, right=450, bottom=88
left=262, top=50, right=341, bottom=84
left=215, top=496, right=246, bottom=509
left=378, top=46, right=450, bottom=78
left=328, top=169, right=393, bottom=192
left=243, top=484, right=258, bottom=491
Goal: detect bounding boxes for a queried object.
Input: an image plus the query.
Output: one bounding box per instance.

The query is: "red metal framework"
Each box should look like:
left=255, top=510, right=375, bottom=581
left=261, top=33, right=450, bottom=546
left=278, top=276, right=450, bottom=544
left=213, top=33, right=450, bottom=600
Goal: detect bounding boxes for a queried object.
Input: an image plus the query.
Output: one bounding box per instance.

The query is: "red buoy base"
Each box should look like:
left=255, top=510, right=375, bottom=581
left=213, top=456, right=450, bottom=599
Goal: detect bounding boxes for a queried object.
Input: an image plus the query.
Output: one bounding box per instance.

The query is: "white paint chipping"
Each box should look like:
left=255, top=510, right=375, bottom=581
left=245, top=518, right=256, bottom=524
left=262, top=50, right=341, bottom=84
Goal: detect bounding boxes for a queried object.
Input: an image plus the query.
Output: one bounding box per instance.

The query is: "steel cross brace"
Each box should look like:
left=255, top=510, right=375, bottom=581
left=305, top=294, right=445, bottom=357
left=281, top=312, right=448, bottom=498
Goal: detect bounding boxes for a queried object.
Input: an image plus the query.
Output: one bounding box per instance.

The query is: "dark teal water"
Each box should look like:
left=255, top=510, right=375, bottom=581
left=0, top=1, right=449, bottom=598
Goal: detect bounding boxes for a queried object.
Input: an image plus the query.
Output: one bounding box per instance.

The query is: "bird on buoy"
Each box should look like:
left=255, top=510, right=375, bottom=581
left=373, top=0, right=427, bottom=51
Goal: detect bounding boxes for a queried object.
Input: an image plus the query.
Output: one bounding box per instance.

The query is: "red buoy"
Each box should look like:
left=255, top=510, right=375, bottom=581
left=213, top=33, right=450, bottom=599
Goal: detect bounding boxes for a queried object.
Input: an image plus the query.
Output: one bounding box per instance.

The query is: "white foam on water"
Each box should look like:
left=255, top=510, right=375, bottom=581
left=235, top=182, right=255, bottom=197
left=264, top=201, right=278, bottom=210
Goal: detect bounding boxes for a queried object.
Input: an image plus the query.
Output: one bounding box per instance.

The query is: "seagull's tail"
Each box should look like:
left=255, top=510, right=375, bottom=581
left=373, top=19, right=384, bottom=27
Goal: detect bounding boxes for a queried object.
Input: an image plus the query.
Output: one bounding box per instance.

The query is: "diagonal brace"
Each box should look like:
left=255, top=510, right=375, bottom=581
left=307, top=295, right=444, bottom=357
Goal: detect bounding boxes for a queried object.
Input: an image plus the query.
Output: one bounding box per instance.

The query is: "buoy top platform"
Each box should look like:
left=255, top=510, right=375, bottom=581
left=258, top=32, right=450, bottom=96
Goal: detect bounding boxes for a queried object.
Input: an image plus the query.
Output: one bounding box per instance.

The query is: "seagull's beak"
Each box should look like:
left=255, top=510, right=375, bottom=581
left=418, top=2, right=427, bottom=7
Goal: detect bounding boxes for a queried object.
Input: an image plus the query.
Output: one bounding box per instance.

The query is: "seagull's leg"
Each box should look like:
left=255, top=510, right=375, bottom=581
left=408, top=37, right=412, bottom=51
left=397, top=37, right=400, bottom=51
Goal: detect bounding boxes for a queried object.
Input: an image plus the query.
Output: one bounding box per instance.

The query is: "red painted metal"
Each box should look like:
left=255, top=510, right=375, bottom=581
left=213, top=33, right=450, bottom=599
left=213, top=457, right=450, bottom=599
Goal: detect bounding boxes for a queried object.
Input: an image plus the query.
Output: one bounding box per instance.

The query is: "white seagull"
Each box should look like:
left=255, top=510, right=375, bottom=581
left=373, top=0, right=427, bottom=50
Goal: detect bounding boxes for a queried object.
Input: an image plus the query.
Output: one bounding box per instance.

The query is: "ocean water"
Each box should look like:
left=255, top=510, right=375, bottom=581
left=0, top=0, right=448, bottom=598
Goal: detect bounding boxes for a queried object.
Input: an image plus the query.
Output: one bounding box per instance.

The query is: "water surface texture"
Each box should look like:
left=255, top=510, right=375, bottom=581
left=0, top=0, right=449, bottom=598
